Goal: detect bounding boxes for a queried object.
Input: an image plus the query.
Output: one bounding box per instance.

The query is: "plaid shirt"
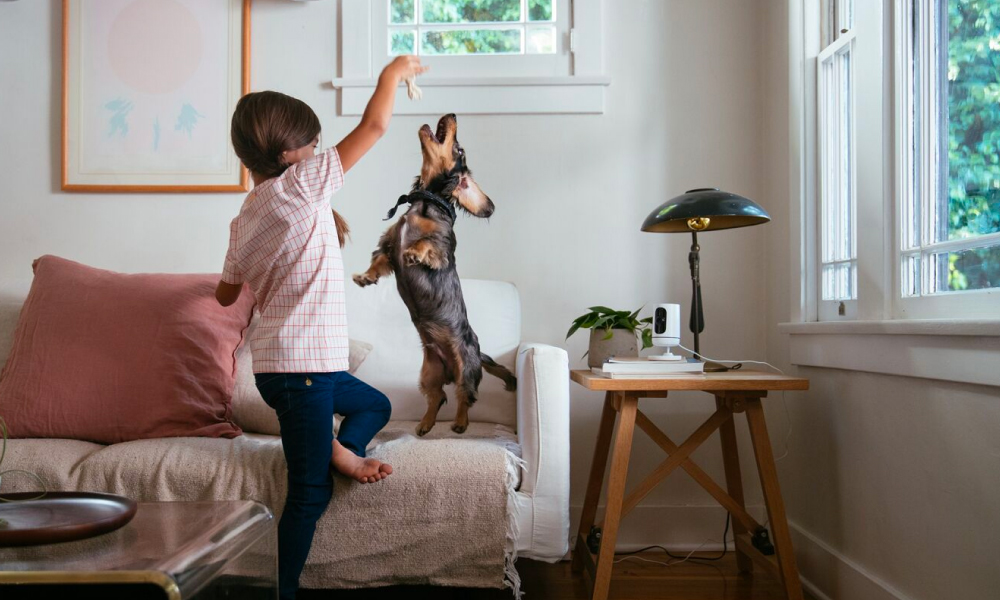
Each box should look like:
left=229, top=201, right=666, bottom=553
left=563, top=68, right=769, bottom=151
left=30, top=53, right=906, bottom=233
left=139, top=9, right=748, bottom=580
left=222, top=147, right=348, bottom=373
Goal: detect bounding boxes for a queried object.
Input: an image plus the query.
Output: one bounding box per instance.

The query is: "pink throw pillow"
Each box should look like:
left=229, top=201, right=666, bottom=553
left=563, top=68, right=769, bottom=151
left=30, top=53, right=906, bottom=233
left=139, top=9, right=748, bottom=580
left=0, top=255, right=254, bottom=443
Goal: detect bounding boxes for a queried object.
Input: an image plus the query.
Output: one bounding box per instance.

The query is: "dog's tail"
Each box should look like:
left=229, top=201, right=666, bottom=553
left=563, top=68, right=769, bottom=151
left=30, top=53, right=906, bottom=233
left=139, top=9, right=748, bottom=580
left=481, top=353, right=517, bottom=392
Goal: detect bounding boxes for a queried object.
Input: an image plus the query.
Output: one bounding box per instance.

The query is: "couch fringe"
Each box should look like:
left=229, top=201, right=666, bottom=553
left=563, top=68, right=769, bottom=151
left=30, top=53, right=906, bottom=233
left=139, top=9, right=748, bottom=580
left=503, top=449, right=526, bottom=599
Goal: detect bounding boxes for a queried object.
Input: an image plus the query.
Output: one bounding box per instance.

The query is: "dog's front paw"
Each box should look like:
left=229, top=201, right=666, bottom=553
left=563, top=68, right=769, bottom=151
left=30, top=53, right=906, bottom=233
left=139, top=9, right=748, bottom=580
left=402, top=249, right=423, bottom=268
left=451, top=422, right=467, bottom=435
left=416, top=421, right=434, bottom=437
left=353, top=273, right=375, bottom=287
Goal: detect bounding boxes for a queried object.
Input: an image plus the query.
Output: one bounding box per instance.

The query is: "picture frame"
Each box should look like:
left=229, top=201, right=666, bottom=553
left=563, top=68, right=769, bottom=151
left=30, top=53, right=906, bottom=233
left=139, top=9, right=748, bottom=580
left=62, top=0, right=251, bottom=192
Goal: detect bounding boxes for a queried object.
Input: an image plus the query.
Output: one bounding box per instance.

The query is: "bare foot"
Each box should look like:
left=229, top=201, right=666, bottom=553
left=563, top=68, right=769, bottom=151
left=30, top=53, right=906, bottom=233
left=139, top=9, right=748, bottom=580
left=331, top=440, right=392, bottom=484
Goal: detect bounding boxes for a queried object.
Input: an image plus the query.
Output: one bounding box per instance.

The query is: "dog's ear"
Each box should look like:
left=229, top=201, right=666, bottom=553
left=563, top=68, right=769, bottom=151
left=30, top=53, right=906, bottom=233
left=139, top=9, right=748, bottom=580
left=453, top=174, right=494, bottom=218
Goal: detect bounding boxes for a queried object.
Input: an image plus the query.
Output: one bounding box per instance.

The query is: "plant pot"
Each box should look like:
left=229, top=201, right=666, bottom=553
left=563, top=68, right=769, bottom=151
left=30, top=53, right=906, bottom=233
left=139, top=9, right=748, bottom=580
left=588, top=329, right=639, bottom=369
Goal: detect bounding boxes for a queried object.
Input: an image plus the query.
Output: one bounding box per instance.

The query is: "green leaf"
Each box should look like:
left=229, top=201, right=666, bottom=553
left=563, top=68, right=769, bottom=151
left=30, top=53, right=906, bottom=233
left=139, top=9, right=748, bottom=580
left=602, top=328, right=615, bottom=341
left=593, top=315, right=614, bottom=330
left=641, top=328, right=653, bottom=349
left=588, top=306, right=615, bottom=315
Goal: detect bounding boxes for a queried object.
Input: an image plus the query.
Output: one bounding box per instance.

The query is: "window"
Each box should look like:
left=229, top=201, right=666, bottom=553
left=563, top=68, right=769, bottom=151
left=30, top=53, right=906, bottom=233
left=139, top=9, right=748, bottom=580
left=798, top=0, right=997, bottom=324
left=388, top=0, right=559, bottom=56
left=333, top=0, right=608, bottom=115
left=817, top=0, right=857, bottom=316
left=375, top=0, right=570, bottom=78
left=898, top=0, right=1000, bottom=304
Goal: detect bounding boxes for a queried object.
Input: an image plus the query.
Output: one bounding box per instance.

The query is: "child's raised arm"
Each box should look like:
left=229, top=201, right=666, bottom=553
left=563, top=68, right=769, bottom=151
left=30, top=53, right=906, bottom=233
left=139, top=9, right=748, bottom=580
left=336, top=56, right=428, bottom=173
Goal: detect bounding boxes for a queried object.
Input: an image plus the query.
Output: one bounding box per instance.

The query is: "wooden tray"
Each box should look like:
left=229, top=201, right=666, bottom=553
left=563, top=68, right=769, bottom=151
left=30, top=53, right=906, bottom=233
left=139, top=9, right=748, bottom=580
left=0, top=491, right=137, bottom=547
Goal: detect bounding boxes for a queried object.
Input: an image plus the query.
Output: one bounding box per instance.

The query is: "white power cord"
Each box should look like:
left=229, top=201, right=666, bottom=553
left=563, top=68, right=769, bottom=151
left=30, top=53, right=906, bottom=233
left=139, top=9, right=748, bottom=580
left=676, top=344, right=794, bottom=464
left=676, top=344, right=785, bottom=375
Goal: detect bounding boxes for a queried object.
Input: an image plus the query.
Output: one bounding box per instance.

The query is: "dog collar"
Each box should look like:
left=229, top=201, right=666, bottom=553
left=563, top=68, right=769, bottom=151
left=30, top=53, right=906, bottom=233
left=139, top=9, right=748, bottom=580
left=384, top=190, right=457, bottom=223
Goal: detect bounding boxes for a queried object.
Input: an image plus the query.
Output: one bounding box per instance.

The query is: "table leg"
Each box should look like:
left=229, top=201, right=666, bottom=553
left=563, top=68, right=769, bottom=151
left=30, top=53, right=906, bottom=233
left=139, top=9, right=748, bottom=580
left=572, top=391, right=618, bottom=573
left=591, top=393, right=638, bottom=600
left=745, top=398, right=804, bottom=600
left=716, top=395, right=752, bottom=574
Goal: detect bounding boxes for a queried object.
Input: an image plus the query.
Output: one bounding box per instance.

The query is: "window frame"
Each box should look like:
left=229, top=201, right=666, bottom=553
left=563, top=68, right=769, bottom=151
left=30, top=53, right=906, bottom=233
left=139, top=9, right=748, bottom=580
left=892, top=0, right=1000, bottom=319
left=796, top=0, right=997, bottom=326
left=332, top=0, right=609, bottom=116
left=817, top=28, right=859, bottom=320
left=808, top=0, right=886, bottom=323
left=377, top=0, right=570, bottom=77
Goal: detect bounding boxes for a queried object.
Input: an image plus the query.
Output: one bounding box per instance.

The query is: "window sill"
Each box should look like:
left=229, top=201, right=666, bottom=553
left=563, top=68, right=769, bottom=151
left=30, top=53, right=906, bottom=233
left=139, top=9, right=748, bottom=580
left=778, top=319, right=1000, bottom=337
left=330, top=76, right=611, bottom=115
left=779, top=320, right=1000, bottom=387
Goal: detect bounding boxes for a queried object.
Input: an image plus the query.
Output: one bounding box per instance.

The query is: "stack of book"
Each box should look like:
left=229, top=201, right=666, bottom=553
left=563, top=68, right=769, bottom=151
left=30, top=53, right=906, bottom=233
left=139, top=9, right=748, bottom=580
left=592, top=356, right=705, bottom=378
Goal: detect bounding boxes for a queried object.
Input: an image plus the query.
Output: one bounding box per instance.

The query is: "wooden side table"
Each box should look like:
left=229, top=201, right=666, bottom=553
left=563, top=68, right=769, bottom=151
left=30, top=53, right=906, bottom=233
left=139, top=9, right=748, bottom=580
left=569, top=370, right=809, bottom=600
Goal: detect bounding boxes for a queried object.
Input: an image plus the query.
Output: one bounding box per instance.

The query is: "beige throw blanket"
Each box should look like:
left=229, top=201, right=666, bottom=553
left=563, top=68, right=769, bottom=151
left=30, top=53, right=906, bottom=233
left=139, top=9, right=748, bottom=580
left=2, top=421, right=522, bottom=593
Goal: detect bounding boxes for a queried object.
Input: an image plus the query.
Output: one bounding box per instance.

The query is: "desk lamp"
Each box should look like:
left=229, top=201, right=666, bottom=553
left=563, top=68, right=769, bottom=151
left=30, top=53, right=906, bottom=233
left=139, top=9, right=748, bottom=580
left=641, top=188, right=770, bottom=371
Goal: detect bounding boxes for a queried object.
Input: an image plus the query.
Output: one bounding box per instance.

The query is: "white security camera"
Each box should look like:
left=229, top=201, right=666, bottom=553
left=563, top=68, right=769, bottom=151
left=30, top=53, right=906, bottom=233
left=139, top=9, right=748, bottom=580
left=649, top=303, right=682, bottom=361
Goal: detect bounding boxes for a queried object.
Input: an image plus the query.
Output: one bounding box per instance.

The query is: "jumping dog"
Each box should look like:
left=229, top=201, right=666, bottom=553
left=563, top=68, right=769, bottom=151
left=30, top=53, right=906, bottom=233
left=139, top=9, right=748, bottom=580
left=352, top=114, right=517, bottom=436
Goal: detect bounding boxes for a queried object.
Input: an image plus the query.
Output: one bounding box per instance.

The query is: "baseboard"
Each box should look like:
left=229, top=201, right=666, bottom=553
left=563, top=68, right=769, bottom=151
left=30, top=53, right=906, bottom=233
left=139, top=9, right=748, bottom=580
left=789, top=521, right=913, bottom=600
left=569, top=504, right=767, bottom=552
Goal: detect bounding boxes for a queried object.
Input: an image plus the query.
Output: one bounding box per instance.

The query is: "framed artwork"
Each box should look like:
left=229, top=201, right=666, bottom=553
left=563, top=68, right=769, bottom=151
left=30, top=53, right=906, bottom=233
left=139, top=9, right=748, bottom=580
left=62, top=0, right=250, bottom=192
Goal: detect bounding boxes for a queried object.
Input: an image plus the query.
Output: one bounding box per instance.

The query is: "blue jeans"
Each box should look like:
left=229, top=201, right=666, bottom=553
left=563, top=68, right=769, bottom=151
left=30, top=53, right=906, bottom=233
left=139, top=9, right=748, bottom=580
left=254, top=371, right=391, bottom=600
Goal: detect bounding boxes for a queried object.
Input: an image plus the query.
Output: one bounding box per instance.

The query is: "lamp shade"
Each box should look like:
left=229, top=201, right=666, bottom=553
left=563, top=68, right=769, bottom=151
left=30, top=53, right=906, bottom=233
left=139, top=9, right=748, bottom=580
left=640, top=188, right=770, bottom=233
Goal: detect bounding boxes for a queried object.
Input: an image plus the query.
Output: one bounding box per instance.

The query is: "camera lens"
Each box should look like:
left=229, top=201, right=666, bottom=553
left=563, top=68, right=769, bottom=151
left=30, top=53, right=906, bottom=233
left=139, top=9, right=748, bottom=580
left=654, top=307, right=666, bottom=334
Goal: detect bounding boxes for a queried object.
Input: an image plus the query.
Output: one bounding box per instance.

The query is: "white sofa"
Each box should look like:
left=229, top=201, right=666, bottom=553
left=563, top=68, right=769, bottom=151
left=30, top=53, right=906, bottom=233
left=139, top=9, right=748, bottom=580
left=0, top=278, right=570, bottom=588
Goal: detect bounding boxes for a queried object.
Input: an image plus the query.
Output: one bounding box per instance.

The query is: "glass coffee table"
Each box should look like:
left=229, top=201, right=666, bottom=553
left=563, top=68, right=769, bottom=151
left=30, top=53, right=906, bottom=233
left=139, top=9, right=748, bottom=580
left=0, top=500, right=276, bottom=599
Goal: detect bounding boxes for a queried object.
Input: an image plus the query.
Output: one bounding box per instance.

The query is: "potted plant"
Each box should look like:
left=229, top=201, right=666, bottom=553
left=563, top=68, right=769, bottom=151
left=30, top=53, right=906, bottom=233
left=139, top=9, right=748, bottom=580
left=566, top=306, right=653, bottom=368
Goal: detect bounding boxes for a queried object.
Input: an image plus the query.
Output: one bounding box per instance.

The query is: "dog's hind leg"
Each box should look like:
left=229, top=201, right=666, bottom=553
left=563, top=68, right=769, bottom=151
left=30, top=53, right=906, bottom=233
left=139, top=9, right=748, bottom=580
left=452, top=384, right=475, bottom=435
left=416, top=348, right=448, bottom=437
left=452, top=352, right=483, bottom=434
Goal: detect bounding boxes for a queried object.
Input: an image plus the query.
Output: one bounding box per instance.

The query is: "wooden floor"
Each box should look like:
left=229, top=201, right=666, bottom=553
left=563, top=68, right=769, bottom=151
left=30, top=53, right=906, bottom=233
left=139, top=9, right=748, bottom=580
left=301, top=553, right=815, bottom=599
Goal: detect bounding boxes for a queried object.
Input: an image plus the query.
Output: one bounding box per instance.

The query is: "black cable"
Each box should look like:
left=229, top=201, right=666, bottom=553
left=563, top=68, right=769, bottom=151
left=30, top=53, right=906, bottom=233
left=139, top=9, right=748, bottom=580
left=614, top=514, right=731, bottom=562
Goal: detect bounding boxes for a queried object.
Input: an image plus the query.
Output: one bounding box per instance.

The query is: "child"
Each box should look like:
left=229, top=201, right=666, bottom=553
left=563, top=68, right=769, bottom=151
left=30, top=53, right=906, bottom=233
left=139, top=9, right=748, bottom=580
left=215, top=55, right=427, bottom=600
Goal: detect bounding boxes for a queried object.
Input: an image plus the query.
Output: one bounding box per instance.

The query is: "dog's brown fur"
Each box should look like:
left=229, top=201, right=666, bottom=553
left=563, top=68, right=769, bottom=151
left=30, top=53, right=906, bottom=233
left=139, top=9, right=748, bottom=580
left=353, top=114, right=516, bottom=436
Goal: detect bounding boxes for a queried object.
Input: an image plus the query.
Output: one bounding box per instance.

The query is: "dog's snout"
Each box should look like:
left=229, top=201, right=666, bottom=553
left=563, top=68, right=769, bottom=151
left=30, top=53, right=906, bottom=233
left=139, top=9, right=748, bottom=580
left=480, top=198, right=495, bottom=218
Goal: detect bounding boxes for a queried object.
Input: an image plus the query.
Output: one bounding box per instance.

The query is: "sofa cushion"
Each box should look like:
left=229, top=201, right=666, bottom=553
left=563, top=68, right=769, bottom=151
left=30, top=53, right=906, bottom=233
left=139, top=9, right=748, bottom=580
left=231, top=313, right=374, bottom=435
left=346, top=280, right=520, bottom=427
left=0, top=256, right=252, bottom=443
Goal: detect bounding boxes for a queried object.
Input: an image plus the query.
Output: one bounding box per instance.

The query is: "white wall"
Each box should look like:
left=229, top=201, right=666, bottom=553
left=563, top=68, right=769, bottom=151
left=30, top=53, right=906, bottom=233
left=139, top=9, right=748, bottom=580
left=762, top=2, right=1000, bottom=599
left=0, top=0, right=772, bottom=550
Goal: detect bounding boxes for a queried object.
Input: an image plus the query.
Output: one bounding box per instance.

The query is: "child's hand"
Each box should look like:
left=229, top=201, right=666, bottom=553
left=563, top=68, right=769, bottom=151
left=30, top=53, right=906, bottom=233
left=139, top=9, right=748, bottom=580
left=381, top=55, right=428, bottom=84
left=337, top=56, right=428, bottom=174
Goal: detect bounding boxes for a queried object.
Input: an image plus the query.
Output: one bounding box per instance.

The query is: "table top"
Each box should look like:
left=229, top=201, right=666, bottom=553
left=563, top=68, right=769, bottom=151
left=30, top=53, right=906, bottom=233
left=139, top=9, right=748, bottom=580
left=570, top=369, right=809, bottom=392
left=0, top=500, right=275, bottom=590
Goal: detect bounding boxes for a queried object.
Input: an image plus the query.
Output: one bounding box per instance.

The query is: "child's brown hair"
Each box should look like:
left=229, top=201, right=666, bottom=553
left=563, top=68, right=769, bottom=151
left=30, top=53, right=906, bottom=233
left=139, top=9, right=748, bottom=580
left=231, top=91, right=349, bottom=247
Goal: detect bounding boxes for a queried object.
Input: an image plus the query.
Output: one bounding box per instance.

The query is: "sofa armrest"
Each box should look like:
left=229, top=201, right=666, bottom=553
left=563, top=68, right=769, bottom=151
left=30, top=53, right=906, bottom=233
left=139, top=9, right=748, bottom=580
left=515, top=342, right=570, bottom=560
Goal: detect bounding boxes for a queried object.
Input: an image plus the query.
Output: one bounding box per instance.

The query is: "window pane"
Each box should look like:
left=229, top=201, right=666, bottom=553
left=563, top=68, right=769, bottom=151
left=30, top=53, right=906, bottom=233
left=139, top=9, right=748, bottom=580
left=819, top=42, right=857, bottom=302
left=390, top=30, right=416, bottom=55
left=421, top=29, right=522, bottom=54
left=932, top=244, right=1000, bottom=292
left=391, top=0, right=415, bottom=24
left=946, top=0, right=1000, bottom=242
left=528, top=0, right=554, bottom=21
left=422, top=0, right=520, bottom=24
left=902, top=254, right=921, bottom=296
left=822, top=263, right=856, bottom=301
left=526, top=25, right=556, bottom=54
